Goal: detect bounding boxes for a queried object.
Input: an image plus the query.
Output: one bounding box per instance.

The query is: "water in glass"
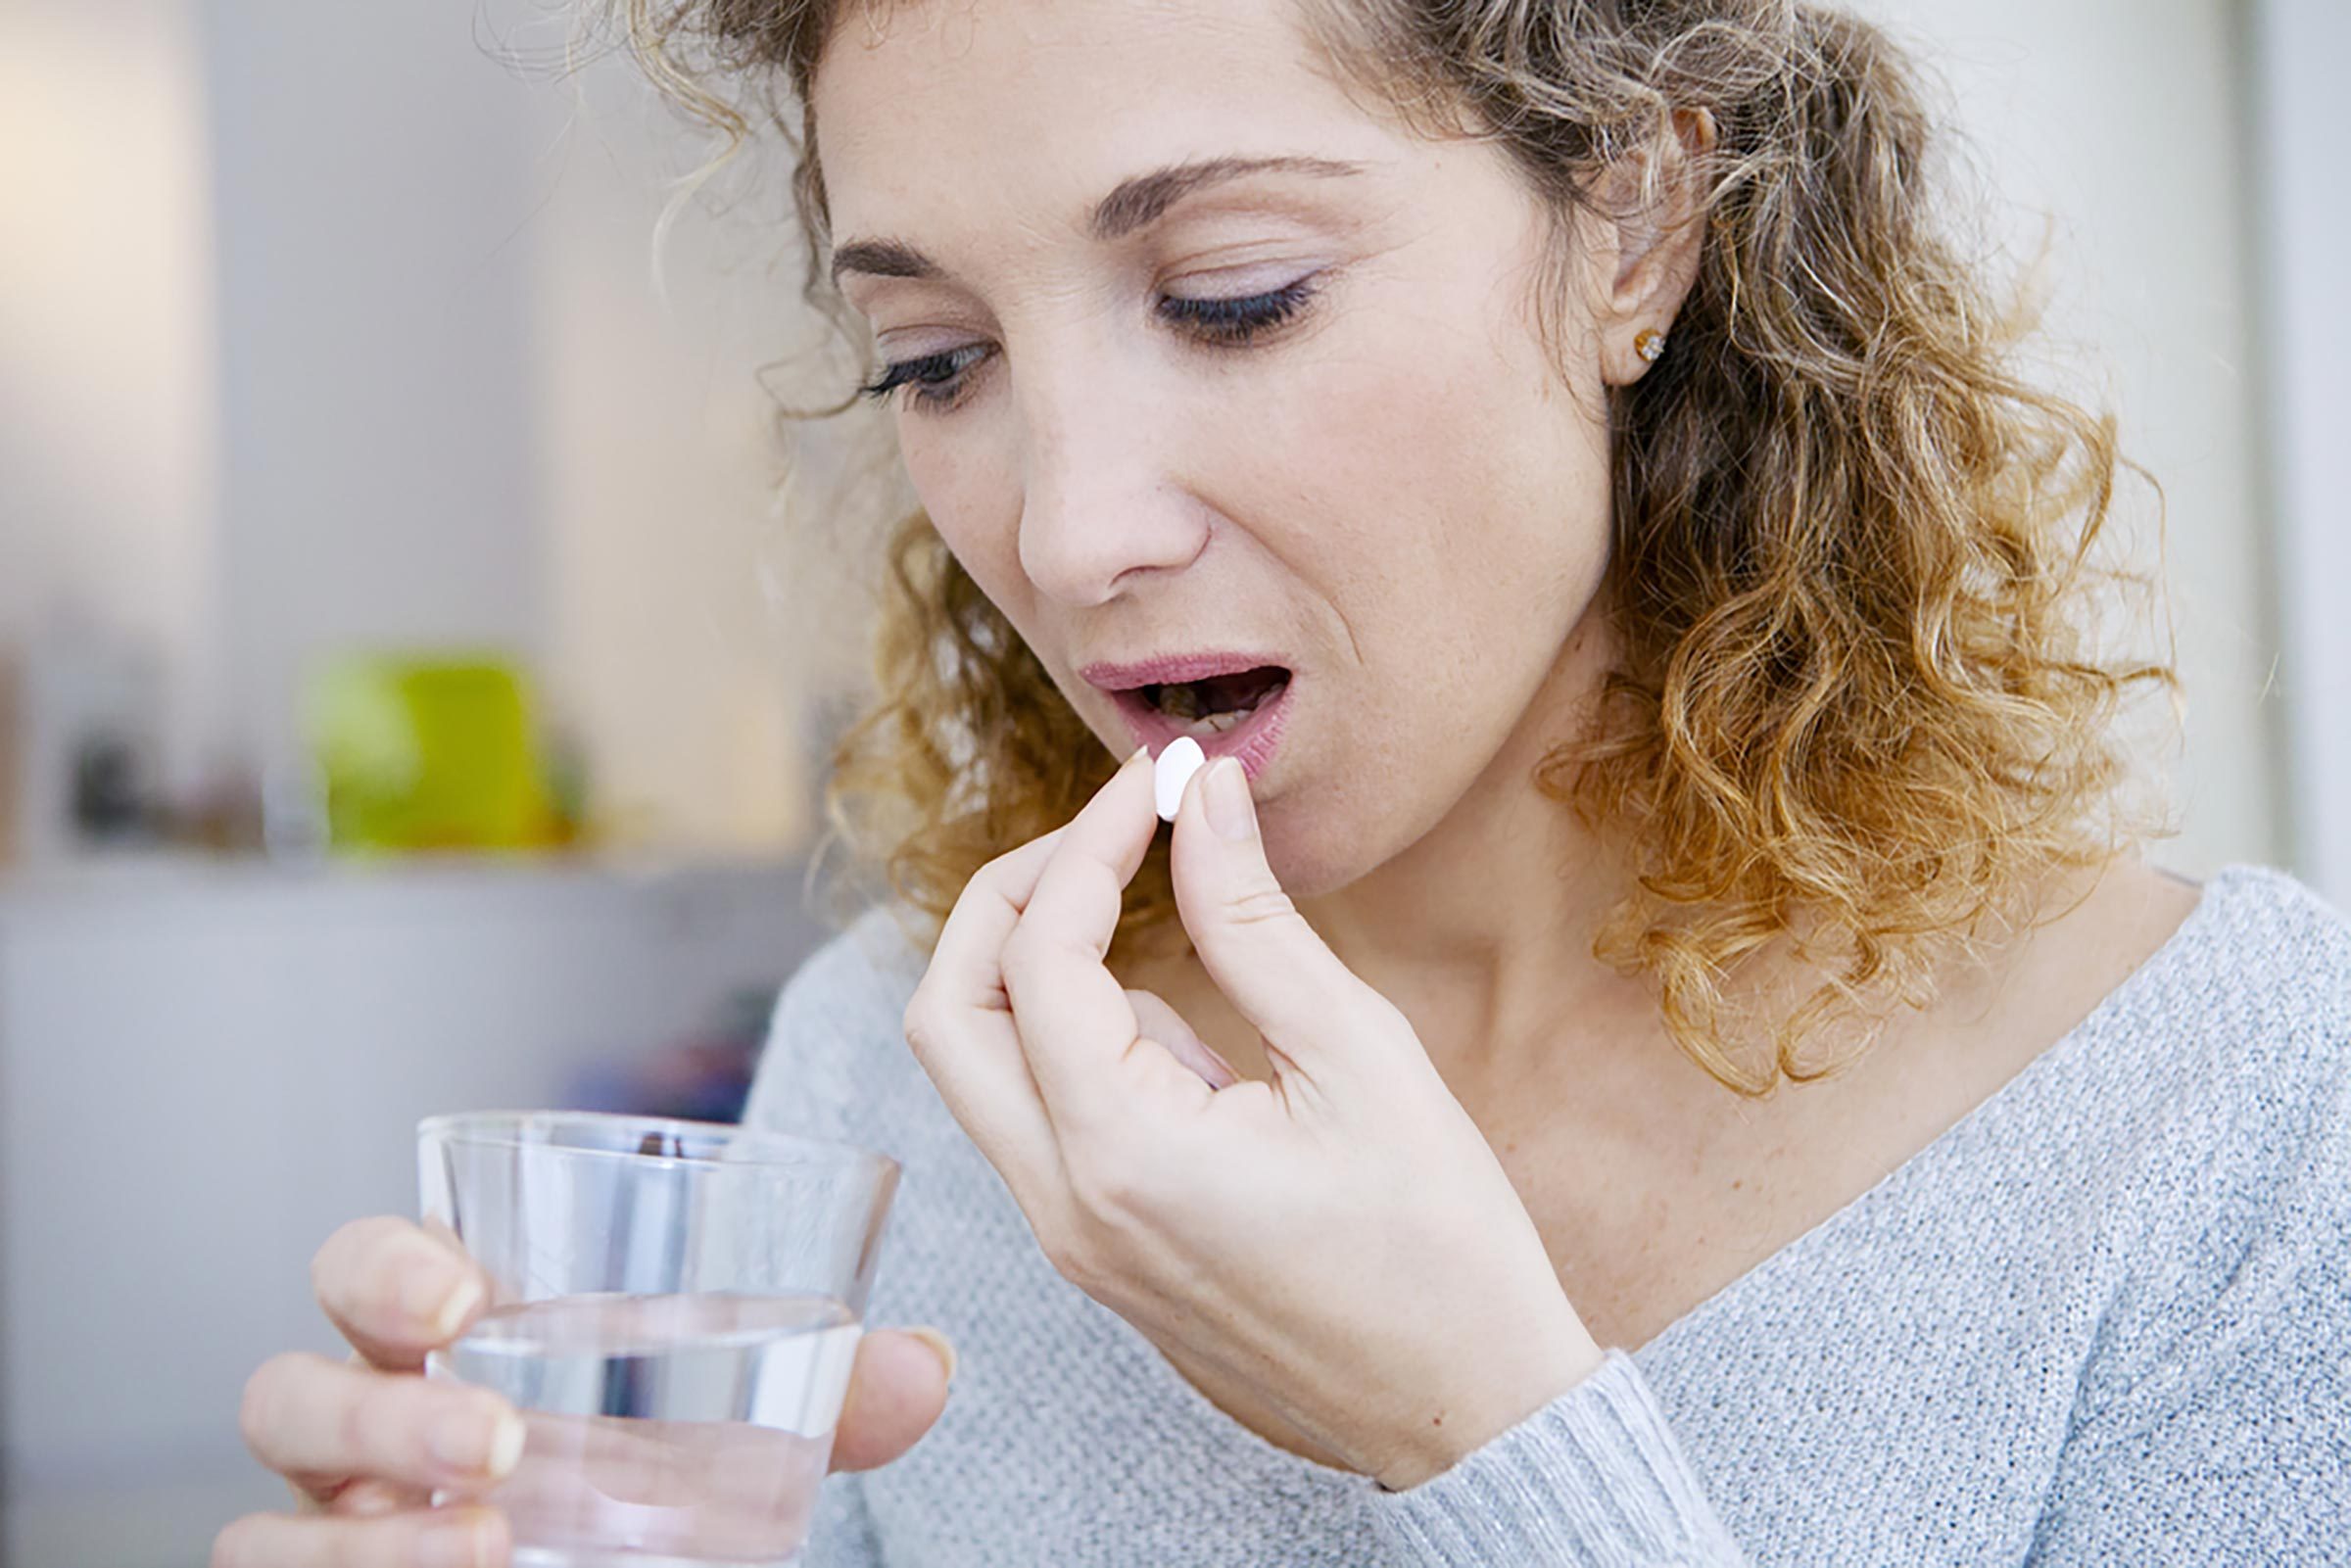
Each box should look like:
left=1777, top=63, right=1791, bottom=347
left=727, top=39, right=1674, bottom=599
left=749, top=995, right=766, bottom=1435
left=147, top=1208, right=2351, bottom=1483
left=432, top=1291, right=861, bottom=1568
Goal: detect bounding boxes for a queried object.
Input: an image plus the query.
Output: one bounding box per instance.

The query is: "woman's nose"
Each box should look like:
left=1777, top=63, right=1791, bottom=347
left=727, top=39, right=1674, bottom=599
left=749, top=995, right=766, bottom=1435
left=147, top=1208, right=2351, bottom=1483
left=1014, top=386, right=1209, bottom=608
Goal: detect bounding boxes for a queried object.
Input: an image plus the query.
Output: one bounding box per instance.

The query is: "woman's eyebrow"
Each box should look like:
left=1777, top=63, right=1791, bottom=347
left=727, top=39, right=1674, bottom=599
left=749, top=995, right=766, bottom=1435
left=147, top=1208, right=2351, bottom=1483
left=1086, top=154, right=1367, bottom=240
left=828, top=154, right=1368, bottom=289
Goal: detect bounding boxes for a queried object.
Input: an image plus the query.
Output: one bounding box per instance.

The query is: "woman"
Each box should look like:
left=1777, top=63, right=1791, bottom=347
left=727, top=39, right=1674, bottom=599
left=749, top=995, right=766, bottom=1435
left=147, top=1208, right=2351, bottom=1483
left=216, top=0, right=2350, bottom=1563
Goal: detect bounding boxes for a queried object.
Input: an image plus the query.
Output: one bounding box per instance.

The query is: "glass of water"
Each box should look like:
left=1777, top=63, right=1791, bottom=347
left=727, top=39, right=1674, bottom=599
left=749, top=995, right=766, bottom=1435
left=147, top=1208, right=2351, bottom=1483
left=418, top=1110, right=900, bottom=1568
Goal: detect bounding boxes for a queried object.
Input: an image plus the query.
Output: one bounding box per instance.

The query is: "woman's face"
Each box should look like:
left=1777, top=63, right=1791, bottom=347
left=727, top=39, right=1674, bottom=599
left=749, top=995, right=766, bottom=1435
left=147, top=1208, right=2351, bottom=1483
left=815, top=0, right=1626, bottom=898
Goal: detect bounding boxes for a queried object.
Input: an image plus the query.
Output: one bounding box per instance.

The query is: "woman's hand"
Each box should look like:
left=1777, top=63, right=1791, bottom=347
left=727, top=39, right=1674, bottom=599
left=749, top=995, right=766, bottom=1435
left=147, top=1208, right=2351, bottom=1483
left=213, top=1217, right=957, bottom=1566
left=901, top=747, right=1605, bottom=1491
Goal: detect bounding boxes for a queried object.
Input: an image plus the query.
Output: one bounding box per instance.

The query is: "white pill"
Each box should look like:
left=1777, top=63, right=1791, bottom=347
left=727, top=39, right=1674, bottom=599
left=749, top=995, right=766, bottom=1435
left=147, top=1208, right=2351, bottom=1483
left=1154, top=736, right=1208, bottom=823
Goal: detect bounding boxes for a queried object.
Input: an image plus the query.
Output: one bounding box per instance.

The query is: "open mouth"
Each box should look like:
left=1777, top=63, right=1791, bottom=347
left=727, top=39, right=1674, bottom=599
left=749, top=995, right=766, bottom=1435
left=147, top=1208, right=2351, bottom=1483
left=1082, top=652, right=1297, bottom=777
left=1138, top=666, right=1291, bottom=737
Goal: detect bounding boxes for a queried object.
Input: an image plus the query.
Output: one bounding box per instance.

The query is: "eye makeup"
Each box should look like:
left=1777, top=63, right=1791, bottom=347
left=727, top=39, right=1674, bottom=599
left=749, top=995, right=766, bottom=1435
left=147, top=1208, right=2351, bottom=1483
left=1156, top=274, right=1319, bottom=345
left=857, top=343, right=991, bottom=412
left=857, top=273, right=1324, bottom=414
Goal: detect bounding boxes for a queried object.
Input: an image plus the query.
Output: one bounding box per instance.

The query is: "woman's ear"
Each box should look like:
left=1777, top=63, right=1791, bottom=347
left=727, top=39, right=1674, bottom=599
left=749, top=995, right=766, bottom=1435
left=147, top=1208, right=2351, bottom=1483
left=1595, top=108, right=1716, bottom=386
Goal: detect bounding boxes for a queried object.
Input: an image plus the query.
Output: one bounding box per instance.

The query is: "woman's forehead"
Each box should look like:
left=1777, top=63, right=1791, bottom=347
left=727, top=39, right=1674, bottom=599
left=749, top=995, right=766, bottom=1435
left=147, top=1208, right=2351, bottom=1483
left=809, top=0, right=1386, bottom=240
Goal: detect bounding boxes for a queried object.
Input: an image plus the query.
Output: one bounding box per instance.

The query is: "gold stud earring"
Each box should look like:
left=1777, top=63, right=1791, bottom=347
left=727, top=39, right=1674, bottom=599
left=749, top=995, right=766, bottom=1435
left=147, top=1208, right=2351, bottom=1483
left=1634, top=328, right=1667, bottom=364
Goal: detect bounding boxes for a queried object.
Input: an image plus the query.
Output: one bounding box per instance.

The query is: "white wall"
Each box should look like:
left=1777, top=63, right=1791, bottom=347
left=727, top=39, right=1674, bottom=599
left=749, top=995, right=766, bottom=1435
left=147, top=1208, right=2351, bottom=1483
left=0, top=0, right=831, bottom=858
left=2251, top=0, right=2351, bottom=903
left=201, top=0, right=552, bottom=785
left=516, top=41, right=843, bottom=851
left=0, top=0, right=221, bottom=796
left=1857, top=0, right=2279, bottom=877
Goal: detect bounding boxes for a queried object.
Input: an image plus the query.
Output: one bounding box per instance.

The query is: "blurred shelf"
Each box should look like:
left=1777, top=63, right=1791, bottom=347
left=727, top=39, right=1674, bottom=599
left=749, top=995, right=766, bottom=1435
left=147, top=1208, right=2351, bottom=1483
left=0, top=844, right=813, bottom=910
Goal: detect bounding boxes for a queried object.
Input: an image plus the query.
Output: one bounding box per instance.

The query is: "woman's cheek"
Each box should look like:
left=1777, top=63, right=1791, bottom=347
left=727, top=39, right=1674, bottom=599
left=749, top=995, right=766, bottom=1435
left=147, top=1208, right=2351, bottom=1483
left=902, top=438, right=1032, bottom=601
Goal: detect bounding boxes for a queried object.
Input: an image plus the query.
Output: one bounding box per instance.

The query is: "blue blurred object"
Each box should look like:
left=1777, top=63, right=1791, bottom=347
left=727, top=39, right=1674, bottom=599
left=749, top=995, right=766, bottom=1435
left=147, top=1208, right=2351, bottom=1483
left=570, top=986, right=776, bottom=1124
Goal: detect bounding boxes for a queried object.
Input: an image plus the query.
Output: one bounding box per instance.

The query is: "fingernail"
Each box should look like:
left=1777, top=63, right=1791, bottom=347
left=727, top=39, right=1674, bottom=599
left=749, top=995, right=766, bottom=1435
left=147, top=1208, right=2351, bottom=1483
left=405, top=1263, right=482, bottom=1341
left=1204, top=758, right=1255, bottom=842
left=430, top=1402, right=524, bottom=1478
left=417, top=1513, right=493, bottom=1568
left=486, top=1406, right=526, bottom=1478
left=431, top=1275, right=484, bottom=1340
left=332, top=1478, right=408, bottom=1518
left=905, top=1325, right=959, bottom=1385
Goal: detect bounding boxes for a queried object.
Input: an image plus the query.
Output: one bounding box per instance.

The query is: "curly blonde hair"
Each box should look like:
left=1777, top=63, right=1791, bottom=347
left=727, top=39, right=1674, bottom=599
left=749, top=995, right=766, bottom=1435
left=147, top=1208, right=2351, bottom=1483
left=615, top=0, right=2171, bottom=1094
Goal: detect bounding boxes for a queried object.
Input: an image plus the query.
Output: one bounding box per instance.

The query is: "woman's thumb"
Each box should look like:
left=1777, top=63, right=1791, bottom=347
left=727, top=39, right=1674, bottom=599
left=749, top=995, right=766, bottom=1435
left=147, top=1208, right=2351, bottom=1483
left=1171, top=758, right=1384, bottom=1066
left=829, top=1327, right=955, bottom=1472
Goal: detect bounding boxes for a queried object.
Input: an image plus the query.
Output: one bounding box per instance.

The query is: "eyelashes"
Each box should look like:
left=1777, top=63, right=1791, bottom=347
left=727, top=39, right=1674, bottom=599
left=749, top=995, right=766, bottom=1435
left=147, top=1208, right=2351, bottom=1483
left=1158, top=274, right=1320, bottom=346
left=858, top=343, right=991, bottom=413
left=857, top=274, right=1322, bottom=415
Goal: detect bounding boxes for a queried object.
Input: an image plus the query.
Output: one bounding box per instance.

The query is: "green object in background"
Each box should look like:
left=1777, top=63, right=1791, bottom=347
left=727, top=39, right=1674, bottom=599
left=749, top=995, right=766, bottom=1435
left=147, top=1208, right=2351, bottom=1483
left=306, top=655, right=563, bottom=853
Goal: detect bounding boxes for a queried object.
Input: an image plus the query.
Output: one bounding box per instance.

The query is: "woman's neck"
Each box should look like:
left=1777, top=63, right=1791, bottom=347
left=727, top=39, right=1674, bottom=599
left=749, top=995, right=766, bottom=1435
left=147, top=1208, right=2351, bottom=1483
left=1293, top=612, right=1663, bottom=1087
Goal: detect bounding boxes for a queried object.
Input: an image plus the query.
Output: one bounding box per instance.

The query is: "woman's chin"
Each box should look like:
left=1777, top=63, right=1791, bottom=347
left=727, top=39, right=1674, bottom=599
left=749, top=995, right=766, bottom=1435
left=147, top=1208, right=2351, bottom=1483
left=1251, top=809, right=1375, bottom=904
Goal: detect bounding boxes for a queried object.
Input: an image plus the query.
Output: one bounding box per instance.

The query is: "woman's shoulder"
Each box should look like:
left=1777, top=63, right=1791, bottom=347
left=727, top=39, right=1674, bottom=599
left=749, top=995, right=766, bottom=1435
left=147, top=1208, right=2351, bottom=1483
left=2118, top=864, right=2351, bottom=1076
left=739, top=904, right=935, bottom=1150
left=2065, top=864, right=2350, bottom=1169
left=2185, top=861, right=2350, bottom=967
left=2044, top=865, right=2351, bottom=1439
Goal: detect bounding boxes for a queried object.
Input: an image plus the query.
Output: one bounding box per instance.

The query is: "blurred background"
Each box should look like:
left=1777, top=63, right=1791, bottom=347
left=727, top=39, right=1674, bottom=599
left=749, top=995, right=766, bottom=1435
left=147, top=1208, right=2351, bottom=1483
left=0, top=0, right=2343, bottom=1561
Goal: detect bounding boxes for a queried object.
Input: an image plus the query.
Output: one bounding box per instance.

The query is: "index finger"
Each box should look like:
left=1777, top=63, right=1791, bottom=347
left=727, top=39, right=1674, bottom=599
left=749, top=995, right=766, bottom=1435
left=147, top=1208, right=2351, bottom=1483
left=918, top=824, right=1071, bottom=1016
left=999, top=748, right=1165, bottom=1132
left=312, top=1217, right=494, bottom=1372
left=902, top=822, right=1075, bottom=1204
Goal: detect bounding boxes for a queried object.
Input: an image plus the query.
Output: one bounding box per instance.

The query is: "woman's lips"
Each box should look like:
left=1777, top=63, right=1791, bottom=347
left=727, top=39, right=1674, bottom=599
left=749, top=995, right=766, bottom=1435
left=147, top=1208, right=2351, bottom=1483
left=1110, top=680, right=1292, bottom=782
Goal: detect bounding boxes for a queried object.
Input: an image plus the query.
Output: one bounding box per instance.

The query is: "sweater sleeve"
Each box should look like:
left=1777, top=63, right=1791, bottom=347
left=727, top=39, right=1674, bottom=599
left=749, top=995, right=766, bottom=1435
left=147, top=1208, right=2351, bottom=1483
left=1367, top=1352, right=1748, bottom=1567
left=2025, top=1058, right=2351, bottom=1562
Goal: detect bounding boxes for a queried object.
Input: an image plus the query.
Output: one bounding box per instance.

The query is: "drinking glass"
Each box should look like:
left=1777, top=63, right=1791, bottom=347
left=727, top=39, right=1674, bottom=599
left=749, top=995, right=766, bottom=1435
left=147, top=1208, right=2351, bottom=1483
left=418, top=1110, right=900, bottom=1568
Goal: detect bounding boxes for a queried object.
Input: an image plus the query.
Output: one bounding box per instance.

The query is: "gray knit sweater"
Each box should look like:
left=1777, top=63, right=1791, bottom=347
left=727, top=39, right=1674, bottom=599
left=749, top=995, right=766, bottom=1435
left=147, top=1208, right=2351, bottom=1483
left=742, top=866, right=2351, bottom=1565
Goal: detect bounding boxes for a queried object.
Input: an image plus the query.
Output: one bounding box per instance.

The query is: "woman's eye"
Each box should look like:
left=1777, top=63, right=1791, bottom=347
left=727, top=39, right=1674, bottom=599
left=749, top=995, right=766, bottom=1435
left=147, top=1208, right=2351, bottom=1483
left=857, top=274, right=1321, bottom=416
left=858, top=343, right=992, bottom=415
left=1156, top=274, right=1320, bottom=345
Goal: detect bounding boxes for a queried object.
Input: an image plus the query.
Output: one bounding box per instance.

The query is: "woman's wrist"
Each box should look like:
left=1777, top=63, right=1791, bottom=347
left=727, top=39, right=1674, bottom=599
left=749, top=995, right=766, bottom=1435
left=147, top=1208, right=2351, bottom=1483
left=1371, top=1316, right=1609, bottom=1492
